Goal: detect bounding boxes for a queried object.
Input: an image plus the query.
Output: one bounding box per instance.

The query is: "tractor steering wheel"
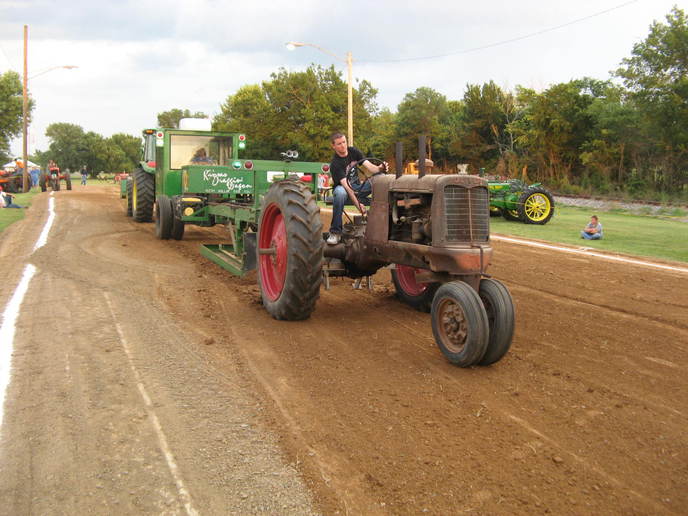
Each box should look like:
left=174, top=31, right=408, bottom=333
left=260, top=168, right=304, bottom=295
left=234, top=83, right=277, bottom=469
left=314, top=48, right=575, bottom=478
left=345, top=157, right=388, bottom=186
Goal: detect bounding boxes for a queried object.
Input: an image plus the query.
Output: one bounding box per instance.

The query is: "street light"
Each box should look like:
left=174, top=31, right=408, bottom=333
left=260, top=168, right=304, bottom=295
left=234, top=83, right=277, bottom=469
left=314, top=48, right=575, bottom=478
left=21, top=24, right=78, bottom=192
left=286, top=41, right=354, bottom=146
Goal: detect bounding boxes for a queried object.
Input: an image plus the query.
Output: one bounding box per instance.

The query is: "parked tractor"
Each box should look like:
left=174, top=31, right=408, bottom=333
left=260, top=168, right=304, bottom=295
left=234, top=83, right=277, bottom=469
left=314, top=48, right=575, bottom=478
left=39, top=164, right=72, bottom=191
left=0, top=169, right=23, bottom=193
left=127, top=127, right=514, bottom=367
left=487, top=178, right=554, bottom=224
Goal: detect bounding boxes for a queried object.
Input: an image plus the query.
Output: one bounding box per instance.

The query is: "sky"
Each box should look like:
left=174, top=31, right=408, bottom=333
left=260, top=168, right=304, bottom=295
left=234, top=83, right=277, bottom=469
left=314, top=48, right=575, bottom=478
left=0, top=0, right=681, bottom=157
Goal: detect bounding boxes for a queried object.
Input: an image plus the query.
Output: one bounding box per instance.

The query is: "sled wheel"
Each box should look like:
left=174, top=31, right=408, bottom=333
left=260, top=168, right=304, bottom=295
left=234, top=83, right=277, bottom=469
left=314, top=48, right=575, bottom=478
left=155, top=195, right=173, bottom=240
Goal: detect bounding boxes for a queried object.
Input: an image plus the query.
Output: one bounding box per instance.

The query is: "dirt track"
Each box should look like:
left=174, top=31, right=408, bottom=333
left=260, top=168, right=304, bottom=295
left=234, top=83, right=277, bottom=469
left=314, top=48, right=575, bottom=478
left=0, top=185, right=686, bottom=515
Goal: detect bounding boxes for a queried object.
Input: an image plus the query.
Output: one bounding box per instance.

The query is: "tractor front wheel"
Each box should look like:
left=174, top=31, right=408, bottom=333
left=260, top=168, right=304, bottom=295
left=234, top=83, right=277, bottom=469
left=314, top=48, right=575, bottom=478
left=170, top=198, right=185, bottom=240
left=391, top=265, right=439, bottom=312
left=155, top=195, right=173, bottom=240
left=518, top=187, right=554, bottom=225
left=502, top=208, right=522, bottom=222
left=478, top=279, right=515, bottom=365
left=431, top=281, right=489, bottom=367
left=258, top=179, right=323, bottom=320
left=132, top=168, right=155, bottom=222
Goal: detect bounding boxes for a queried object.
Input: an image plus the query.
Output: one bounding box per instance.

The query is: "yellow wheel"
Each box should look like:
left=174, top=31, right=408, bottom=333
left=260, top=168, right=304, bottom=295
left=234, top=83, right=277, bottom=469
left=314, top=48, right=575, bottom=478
left=518, top=187, right=554, bottom=225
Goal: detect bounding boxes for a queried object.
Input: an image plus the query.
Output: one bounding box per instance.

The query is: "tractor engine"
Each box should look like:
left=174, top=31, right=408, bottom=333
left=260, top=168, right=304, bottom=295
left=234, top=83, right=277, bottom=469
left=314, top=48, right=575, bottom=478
left=324, top=173, right=492, bottom=285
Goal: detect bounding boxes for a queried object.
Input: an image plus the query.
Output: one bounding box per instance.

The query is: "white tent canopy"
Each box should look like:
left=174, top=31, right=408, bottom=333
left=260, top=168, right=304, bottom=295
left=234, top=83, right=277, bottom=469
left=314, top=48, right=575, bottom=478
left=2, top=160, right=40, bottom=170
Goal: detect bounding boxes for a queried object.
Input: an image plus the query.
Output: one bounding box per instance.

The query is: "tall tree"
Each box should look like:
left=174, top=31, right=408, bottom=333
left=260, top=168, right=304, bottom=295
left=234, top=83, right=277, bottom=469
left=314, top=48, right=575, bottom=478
left=214, top=65, right=378, bottom=161
left=157, top=108, right=207, bottom=128
left=615, top=6, right=688, bottom=191
left=44, top=123, right=86, bottom=171
left=394, top=87, right=451, bottom=165
left=0, top=71, right=34, bottom=164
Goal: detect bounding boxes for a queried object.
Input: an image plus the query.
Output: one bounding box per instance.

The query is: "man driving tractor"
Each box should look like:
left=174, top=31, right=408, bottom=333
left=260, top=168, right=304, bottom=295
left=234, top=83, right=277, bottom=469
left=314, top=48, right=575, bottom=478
left=327, top=132, right=387, bottom=245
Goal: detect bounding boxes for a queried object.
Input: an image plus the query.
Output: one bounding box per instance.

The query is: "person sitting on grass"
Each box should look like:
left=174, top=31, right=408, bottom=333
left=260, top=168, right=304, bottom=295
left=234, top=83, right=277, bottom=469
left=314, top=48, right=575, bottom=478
left=581, top=215, right=603, bottom=240
left=0, top=186, right=23, bottom=209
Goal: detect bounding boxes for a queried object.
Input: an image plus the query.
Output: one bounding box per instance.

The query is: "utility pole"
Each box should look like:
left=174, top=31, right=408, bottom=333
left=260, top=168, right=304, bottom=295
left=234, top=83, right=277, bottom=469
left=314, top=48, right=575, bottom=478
left=22, top=25, right=29, bottom=192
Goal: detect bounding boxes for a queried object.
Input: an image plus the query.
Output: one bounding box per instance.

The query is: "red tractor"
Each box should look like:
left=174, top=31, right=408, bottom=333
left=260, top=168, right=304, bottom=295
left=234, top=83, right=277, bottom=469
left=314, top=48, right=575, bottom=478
left=40, top=163, right=72, bottom=191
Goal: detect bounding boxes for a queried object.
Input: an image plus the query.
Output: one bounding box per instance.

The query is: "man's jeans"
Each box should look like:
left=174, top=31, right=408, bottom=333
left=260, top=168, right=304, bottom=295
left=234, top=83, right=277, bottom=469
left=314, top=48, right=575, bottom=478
left=330, top=178, right=372, bottom=234
left=581, top=231, right=602, bottom=240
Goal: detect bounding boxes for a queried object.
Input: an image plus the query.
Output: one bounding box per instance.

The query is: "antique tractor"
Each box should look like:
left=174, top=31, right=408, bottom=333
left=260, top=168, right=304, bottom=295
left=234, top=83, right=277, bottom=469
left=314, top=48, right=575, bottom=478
left=0, top=169, right=23, bottom=193
left=39, top=164, right=72, bottom=191
left=487, top=178, right=554, bottom=224
left=128, top=127, right=514, bottom=367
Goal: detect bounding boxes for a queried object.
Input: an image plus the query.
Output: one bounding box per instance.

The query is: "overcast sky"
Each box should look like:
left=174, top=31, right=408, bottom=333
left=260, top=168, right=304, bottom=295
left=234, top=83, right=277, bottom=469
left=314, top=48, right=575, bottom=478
left=0, top=0, right=680, bottom=156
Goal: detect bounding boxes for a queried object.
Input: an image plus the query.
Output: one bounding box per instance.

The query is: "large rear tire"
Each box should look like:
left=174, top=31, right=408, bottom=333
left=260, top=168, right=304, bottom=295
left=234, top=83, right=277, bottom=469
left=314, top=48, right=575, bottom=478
left=155, top=195, right=173, bottom=240
left=257, top=180, right=323, bottom=320
left=478, top=279, right=515, bottom=365
left=391, top=265, right=439, bottom=313
left=132, top=168, right=154, bottom=222
left=431, top=281, right=489, bottom=367
left=519, top=187, right=554, bottom=225
left=126, top=179, right=133, bottom=217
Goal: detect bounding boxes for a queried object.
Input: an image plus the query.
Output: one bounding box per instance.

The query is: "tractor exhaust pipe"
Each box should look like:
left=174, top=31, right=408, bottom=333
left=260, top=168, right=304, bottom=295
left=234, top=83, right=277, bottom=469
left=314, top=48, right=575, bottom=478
left=418, top=135, right=427, bottom=178
left=395, top=142, right=403, bottom=178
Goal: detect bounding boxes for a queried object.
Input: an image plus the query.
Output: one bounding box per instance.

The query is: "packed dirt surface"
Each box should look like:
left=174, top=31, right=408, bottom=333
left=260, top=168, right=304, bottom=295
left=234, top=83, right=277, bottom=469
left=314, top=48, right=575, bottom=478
left=0, top=185, right=686, bottom=515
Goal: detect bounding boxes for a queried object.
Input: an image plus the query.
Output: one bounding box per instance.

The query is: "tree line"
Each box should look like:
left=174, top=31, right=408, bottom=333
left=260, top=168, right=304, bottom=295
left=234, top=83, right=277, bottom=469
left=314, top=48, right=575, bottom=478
left=214, top=7, right=687, bottom=200
left=2, top=7, right=684, bottom=199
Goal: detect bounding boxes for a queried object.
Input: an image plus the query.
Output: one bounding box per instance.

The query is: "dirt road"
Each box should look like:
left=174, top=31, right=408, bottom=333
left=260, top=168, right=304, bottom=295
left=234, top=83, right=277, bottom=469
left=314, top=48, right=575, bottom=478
left=0, top=186, right=686, bottom=515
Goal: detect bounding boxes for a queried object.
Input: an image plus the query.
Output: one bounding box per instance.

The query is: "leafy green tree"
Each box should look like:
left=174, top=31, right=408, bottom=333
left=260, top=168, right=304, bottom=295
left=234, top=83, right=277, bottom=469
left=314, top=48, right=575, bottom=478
left=108, top=133, right=142, bottom=170
left=0, top=71, right=34, bottom=163
left=394, top=87, right=451, bottom=165
left=157, top=108, right=207, bottom=128
left=44, top=123, right=86, bottom=171
left=615, top=6, right=688, bottom=191
left=449, top=81, right=519, bottom=172
left=214, top=65, right=378, bottom=161
left=511, top=82, right=595, bottom=182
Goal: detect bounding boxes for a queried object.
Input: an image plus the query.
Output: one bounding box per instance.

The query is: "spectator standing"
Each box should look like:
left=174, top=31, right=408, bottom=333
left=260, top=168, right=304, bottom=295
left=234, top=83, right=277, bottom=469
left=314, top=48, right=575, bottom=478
left=81, top=166, right=88, bottom=186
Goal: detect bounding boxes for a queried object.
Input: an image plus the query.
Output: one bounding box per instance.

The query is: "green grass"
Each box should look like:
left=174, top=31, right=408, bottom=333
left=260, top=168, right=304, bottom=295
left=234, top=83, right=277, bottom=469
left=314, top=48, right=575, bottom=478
left=490, top=205, right=688, bottom=263
left=0, top=188, right=41, bottom=233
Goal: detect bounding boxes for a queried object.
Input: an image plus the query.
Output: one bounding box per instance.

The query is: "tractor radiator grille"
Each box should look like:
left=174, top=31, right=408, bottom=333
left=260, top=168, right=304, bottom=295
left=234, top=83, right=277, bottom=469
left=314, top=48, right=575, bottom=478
left=444, top=186, right=489, bottom=242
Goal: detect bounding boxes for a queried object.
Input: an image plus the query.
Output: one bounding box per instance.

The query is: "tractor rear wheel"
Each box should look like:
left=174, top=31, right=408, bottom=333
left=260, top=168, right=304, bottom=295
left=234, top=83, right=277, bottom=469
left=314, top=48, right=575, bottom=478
left=518, top=187, right=554, bottom=224
left=132, top=168, right=154, bottom=222
left=478, top=279, right=515, bottom=365
left=155, top=195, right=173, bottom=240
left=391, top=265, right=439, bottom=312
left=125, top=179, right=133, bottom=217
left=39, top=174, right=47, bottom=192
left=258, top=179, right=323, bottom=320
left=431, top=281, right=489, bottom=367
left=65, top=175, right=72, bottom=190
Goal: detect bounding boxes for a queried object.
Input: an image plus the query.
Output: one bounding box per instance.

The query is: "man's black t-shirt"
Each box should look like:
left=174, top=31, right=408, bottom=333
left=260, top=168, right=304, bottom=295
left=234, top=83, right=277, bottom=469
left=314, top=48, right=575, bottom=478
left=330, top=146, right=364, bottom=186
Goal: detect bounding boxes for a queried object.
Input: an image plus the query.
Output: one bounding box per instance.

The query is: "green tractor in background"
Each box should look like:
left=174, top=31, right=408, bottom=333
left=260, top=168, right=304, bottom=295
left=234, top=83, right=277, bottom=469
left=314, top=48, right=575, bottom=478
left=487, top=178, right=555, bottom=224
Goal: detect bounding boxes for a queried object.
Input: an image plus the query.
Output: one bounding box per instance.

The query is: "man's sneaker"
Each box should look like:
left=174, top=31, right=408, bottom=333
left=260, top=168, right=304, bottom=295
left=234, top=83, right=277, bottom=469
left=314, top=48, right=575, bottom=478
left=326, top=232, right=341, bottom=245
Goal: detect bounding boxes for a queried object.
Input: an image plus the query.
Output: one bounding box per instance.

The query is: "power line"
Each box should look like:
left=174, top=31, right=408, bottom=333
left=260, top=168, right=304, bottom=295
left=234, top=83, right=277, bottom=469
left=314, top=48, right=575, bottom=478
left=358, top=0, right=639, bottom=64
